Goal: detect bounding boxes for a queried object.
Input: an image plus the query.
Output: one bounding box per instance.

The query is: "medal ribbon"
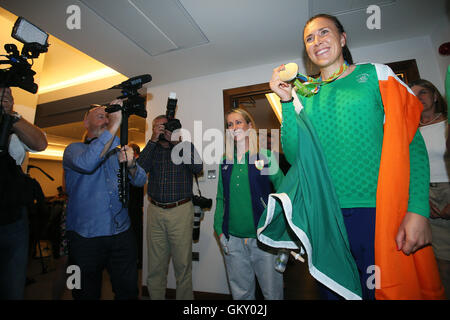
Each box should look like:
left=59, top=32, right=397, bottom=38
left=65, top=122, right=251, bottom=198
left=293, top=61, right=349, bottom=97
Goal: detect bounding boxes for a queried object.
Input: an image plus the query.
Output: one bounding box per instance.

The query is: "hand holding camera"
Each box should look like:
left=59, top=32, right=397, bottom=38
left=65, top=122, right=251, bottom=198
left=118, top=145, right=135, bottom=168
left=151, top=121, right=167, bottom=143
left=105, top=99, right=123, bottom=135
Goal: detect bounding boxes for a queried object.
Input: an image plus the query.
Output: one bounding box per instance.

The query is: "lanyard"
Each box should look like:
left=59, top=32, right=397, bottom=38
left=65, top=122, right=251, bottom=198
left=293, top=61, right=349, bottom=97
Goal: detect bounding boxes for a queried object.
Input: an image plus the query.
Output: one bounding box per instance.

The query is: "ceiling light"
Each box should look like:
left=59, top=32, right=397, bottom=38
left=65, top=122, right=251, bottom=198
left=37, top=67, right=121, bottom=94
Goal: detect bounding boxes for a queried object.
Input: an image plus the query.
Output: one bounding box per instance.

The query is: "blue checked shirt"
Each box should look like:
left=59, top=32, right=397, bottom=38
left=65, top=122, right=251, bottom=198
left=137, top=141, right=203, bottom=203
left=63, top=130, right=147, bottom=238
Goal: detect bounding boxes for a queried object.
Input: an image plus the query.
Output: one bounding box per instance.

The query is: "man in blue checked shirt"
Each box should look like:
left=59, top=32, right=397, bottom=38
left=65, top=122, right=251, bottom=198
left=63, top=102, right=147, bottom=300
left=138, top=115, right=203, bottom=300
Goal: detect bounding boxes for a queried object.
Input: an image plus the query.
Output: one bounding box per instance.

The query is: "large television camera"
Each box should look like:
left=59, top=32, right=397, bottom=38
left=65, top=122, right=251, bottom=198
left=105, top=74, right=151, bottom=207
left=0, top=17, right=49, bottom=156
left=0, top=17, right=49, bottom=93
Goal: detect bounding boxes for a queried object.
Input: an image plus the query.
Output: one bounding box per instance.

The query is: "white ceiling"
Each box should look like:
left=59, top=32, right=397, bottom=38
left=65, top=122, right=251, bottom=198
left=1, top=0, right=448, bottom=88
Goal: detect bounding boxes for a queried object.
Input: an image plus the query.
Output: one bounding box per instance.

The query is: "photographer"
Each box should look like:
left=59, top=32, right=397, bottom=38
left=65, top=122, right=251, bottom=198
left=62, top=102, right=147, bottom=300
left=0, top=86, right=47, bottom=299
left=137, top=114, right=203, bottom=300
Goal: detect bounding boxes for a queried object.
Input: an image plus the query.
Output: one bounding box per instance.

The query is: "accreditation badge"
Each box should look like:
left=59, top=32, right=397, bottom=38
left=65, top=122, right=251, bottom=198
left=254, top=159, right=264, bottom=171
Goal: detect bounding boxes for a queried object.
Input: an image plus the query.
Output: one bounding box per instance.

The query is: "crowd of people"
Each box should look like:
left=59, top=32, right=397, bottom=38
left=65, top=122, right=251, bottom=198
left=0, top=12, right=449, bottom=301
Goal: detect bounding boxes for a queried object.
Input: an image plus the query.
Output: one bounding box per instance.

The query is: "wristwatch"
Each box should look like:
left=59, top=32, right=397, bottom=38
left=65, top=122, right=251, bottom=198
left=10, top=111, right=22, bottom=124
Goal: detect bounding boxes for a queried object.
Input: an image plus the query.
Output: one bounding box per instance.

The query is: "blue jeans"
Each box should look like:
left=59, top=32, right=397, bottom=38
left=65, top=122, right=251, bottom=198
left=319, top=207, right=376, bottom=300
left=67, top=228, right=138, bottom=300
left=0, top=207, right=29, bottom=300
left=223, top=235, right=284, bottom=300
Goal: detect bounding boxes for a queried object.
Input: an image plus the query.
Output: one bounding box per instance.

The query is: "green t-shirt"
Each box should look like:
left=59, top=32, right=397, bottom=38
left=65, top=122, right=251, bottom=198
left=281, top=63, right=429, bottom=216
left=214, top=149, right=284, bottom=238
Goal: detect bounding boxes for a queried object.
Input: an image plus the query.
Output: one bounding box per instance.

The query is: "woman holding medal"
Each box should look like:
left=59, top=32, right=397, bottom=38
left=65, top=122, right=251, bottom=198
left=214, top=108, right=284, bottom=300
left=259, top=14, right=445, bottom=300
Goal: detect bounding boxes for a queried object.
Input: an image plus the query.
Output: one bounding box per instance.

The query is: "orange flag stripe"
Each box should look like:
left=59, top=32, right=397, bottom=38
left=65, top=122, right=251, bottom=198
left=374, top=64, right=445, bottom=300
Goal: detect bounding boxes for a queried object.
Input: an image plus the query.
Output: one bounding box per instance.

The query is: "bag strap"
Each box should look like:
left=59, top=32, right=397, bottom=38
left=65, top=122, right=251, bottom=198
left=194, top=174, right=202, bottom=197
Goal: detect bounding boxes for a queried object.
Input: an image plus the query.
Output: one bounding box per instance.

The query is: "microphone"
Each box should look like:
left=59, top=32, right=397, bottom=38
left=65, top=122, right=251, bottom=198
left=110, top=74, right=152, bottom=90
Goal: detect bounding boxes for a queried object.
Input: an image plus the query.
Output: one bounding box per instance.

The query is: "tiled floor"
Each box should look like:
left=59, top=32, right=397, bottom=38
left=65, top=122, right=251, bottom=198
left=24, top=253, right=320, bottom=300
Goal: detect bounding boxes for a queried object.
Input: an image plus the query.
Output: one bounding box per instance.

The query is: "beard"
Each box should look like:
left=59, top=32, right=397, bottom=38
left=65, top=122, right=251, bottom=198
left=89, top=125, right=108, bottom=138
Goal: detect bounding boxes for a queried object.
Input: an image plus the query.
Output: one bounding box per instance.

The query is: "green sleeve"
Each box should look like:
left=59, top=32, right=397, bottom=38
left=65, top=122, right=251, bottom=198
left=260, top=148, right=285, bottom=190
left=281, top=100, right=300, bottom=164
left=213, top=165, right=224, bottom=237
left=446, top=65, right=450, bottom=124
left=407, top=130, right=430, bottom=217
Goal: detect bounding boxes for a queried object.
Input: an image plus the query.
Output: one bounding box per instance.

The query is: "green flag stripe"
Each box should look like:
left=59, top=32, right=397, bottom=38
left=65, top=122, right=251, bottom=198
left=258, top=193, right=362, bottom=300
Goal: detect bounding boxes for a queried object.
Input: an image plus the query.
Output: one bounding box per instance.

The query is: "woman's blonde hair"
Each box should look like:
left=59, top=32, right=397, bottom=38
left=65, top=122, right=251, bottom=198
left=224, top=108, right=258, bottom=161
left=408, top=79, right=448, bottom=117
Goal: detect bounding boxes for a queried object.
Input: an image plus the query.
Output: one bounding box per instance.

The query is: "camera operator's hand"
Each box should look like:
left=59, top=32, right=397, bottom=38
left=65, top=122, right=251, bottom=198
left=151, top=122, right=165, bottom=142
left=107, top=99, right=123, bottom=135
left=118, top=145, right=135, bottom=166
left=118, top=145, right=138, bottom=176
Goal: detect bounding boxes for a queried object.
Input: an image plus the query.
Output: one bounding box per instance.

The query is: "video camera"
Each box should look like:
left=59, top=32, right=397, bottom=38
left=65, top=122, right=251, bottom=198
left=105, top=74, right=151, bottom=118
left=105, top=74, right=151, bottom=207
left=0, top=17, right=49, bottom=156
left=0, top=17, right=49, bottom=93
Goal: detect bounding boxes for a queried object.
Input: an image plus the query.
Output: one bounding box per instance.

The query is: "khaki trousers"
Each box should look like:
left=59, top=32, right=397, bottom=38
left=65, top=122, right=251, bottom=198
left=146, top=201, right=194, bottom=300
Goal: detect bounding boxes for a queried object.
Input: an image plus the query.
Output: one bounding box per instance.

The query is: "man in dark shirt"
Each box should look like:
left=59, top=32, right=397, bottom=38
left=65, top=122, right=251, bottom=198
left=138, top=115, right=203, bottom=300
left=0, top=87, right=47, bottom=300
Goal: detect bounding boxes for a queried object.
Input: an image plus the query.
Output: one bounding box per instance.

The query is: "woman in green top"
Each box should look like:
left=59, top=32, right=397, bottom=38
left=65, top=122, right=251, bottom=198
left=263, top=14, right=434, bottom=300
left=214, top=108, right=284, bottom=300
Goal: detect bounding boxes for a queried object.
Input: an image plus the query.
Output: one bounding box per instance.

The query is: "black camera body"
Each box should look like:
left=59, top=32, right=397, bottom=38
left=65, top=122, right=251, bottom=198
left=165, top=118, right=181, bottom=132
left=192, top=195, right=212, bottom=242
left=0, top=17, right=49, bottom=93
left=193, top=195, right=212, bottom=209
left=163, top=92, right=181, bottom=133
left=106, top=74, right=151, bottom=119
left=0, top=45, right=37, bottom=94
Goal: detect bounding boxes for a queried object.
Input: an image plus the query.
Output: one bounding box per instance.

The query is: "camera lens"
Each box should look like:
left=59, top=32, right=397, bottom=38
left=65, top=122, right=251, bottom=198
left=193, top=205, right=203, bottom=241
